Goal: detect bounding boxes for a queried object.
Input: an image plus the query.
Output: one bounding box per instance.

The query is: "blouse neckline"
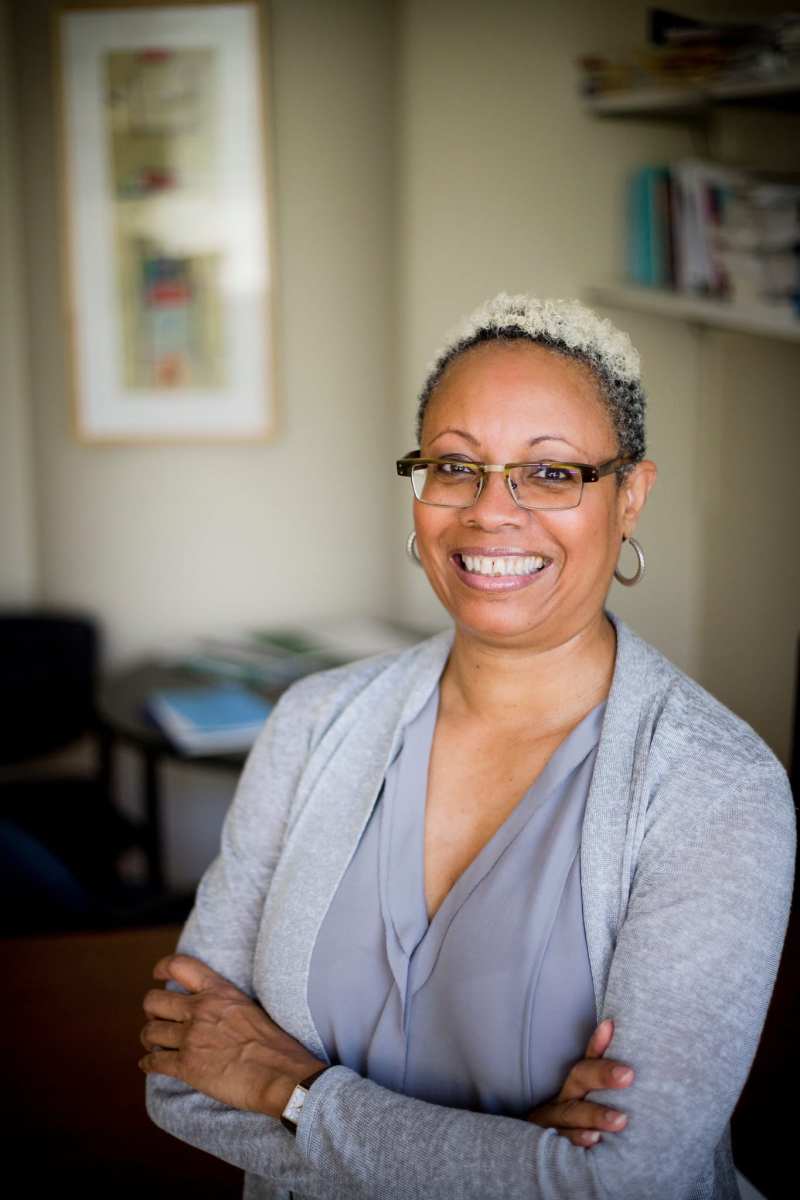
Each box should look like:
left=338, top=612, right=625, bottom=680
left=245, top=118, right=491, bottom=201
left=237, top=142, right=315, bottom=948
left=377, top=684, right=606, bottom=1022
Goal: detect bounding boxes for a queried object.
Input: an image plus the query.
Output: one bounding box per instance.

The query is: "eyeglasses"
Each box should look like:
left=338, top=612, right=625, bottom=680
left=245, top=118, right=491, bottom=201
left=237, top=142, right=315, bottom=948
left=396, top=451, right=632, bottom=511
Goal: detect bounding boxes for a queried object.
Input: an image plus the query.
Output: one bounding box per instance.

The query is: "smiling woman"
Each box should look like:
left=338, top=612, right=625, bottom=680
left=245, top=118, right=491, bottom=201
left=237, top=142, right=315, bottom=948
left=143, top=294, right=794, bottom=1200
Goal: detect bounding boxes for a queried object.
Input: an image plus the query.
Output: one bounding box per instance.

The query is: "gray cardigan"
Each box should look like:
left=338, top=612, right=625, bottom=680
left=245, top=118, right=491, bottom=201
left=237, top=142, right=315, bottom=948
left=146, top=615, right=796, bottom=1200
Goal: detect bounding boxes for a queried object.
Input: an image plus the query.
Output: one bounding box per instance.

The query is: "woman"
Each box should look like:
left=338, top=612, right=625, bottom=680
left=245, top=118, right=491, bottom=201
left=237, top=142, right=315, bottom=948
left=142, top=294, right=795, bottom=1199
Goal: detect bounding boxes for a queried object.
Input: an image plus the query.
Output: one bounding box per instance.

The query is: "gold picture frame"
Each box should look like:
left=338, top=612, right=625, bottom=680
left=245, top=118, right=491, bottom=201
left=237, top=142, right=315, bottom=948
left=55, top=0, right=276, bottom=444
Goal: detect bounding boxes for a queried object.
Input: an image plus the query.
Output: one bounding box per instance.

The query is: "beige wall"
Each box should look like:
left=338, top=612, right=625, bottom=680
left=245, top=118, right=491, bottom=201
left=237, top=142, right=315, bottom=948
left=0, top=0, right=38, bottom=604
left=11, top=0, right=397, bottom=665
left=694, top=332, right=800, bottom=759
left=392, top=0, right=703, bottom=672
left=392, top=0, right=800, bottom=763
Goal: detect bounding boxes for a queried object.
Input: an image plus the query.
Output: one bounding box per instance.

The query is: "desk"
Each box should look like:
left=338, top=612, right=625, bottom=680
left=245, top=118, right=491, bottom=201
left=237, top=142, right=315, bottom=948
left=97, top=662, right=280, bottom=890
left=97, top=623, right=433, bottom=889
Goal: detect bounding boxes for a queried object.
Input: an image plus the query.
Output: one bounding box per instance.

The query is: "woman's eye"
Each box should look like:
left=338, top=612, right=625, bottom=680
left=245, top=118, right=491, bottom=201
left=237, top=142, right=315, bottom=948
left=434, top=461, right=474, bottom=478
left=530, top=464, right=572, bottom=483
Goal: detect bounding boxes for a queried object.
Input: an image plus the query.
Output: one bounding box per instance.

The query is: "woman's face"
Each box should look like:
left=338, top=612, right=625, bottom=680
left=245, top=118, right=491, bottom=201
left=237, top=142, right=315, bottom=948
left=414, top=340, right=656, bottom=651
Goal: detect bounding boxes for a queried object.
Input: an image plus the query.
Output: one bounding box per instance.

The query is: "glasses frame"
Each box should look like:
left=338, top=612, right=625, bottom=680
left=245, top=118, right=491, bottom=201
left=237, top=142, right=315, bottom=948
left=396, top=450, right=633, bottom=511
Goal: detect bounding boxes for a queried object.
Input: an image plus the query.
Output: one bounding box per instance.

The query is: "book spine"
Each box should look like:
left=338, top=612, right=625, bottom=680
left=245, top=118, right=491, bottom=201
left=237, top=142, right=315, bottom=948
left=650, top=168, right=670, bottom=288
left=627, top=168, right=656, bottom=286
left=664, top=170, right=677, bottom=287
left=627, top=169, right=645, bottom=285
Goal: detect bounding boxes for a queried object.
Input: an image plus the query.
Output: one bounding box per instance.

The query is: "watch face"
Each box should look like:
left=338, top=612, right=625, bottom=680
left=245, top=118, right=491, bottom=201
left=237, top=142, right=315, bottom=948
left=283, top=1084, right=307, bottom=1126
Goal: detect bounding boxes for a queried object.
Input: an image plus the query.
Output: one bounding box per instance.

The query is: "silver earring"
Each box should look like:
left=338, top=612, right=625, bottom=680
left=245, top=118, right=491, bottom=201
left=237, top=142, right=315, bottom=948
left=406, top=530, right=422, bottom=566
left=614, top=536, right=645, bottom=587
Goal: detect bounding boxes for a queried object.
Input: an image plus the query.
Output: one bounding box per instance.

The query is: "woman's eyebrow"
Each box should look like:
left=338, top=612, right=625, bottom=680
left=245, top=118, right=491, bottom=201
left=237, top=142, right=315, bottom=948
left=428, top=429, right=588, bottom=455
left=527, top=434, right=581, bottom=450
left=429, top=427, right=479, bottom=446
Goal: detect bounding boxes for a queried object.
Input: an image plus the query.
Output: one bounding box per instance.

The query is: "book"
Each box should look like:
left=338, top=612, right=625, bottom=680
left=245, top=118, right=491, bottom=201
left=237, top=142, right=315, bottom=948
left=627, top=166, right=674, bottom=288
left=146, top=683, right=273, bottom=756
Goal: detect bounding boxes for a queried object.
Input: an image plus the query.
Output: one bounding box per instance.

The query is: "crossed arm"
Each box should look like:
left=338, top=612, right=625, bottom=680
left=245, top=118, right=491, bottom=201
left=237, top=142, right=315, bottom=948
left=141, top=955, right=632, bottom=1144
left=143, top=689, right=796, bottom=1199
left=141, top=932, right=633, bottom=1200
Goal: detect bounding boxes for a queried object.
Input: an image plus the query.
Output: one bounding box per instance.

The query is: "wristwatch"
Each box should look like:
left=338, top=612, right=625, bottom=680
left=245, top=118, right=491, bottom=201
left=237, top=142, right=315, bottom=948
left=280, top=1067, right=329, bottom=1135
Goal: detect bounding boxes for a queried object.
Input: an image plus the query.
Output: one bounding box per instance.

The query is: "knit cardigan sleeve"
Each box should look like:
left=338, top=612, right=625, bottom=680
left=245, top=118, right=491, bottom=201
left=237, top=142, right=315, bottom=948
left=145, top=679, right=337, bottom=1195
left=147, top=669, right=796, bottom=1200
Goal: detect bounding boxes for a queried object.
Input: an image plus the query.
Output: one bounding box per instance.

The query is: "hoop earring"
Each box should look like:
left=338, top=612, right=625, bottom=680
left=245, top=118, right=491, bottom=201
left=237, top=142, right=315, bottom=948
left=406, top=530, right=422, bottom=566
left=614, top=535, right=645, bottom=587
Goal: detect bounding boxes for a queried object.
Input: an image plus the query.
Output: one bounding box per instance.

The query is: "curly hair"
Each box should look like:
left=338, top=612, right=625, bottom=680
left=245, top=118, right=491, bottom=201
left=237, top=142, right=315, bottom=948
left=415, top=293, right=646, bottom=468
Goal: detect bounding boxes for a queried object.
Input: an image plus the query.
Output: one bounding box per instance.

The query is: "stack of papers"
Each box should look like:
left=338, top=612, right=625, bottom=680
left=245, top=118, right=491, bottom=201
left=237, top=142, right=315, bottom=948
left=305, top=616, right=424, bottom=660
left=147, top=684, right=273, bottom=756
left=173, top=618, right=431, bottom=691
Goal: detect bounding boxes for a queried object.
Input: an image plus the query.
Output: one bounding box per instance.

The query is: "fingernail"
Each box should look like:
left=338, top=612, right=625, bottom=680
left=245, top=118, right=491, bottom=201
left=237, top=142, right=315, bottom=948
left=584, top=1132, right=600, bottom=1144
left=605, top=1110, right=626, bottom=1127
left=612, top=1066, right=633, bottom=1083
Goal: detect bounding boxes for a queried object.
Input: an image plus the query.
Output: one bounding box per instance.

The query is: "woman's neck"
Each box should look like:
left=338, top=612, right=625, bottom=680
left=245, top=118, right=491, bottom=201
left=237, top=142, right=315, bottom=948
left=439, top=611, right=617, bottom=737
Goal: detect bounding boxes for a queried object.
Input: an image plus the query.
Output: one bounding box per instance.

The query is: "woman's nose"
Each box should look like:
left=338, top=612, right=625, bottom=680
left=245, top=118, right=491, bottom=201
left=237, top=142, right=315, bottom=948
left=462, top=470, right=523, bottom=528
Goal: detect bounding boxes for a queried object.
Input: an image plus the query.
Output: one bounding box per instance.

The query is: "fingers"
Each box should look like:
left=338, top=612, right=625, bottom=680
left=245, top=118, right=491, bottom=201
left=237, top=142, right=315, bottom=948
left=138, top=1048, right=180, bottom=1077
left=142, top=987, right=189, bottom=1021
left=560, top=1099, right=629, bottom=1133
left=530, top=1098, right=628, bottom=1134
left=585, top=1018, right=614, bottom=1059
left=140, top=1018, right=184, bottom=1050
left=153, top=954, right=227, bottom=992
left=527, top=1021, right=632, bottom=1151
left=560, top=1057, right=634, bottom=1102
left=564, top=1130, right=602, bottom=1148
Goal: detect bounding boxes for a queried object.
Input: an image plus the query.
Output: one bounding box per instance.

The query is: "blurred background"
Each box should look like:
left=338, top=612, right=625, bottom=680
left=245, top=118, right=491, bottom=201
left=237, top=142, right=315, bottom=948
left=0, top=0, right=798, bottom=1197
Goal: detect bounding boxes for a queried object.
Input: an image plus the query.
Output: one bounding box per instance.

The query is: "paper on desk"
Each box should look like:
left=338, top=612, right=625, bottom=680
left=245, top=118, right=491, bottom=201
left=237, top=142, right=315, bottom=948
left=305, top=617, right=425, bottom=661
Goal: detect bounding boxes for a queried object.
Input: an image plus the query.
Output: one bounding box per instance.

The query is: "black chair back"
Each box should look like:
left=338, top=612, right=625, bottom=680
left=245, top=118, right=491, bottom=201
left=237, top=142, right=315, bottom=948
left=0, top=611, right=98, bottom=765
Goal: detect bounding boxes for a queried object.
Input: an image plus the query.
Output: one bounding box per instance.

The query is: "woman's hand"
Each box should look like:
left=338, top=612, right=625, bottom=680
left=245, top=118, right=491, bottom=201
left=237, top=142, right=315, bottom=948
left=526, top=1018, right=634, bottom=1148
left=139, top=954, right=326, bottom=1119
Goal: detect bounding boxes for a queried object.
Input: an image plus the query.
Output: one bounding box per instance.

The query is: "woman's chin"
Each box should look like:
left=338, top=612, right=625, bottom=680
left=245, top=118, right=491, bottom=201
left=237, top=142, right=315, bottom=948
left=439, top=564, right=555, bottom=627
left=447, top=595, right=557, bottom=645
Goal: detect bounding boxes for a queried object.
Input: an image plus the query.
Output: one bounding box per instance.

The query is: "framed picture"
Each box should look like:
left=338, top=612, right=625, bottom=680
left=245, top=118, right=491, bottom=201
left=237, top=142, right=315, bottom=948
left=55, top=1, right=275, bottom=443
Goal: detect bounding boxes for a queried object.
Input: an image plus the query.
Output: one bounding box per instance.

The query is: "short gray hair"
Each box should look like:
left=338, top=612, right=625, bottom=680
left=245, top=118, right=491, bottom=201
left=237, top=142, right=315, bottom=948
left=415, top=293, right=646, bottom=466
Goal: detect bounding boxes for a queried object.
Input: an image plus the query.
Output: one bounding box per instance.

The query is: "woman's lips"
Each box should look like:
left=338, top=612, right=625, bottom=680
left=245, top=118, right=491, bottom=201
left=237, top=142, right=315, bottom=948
left=450, top=551, right=551, bottom=592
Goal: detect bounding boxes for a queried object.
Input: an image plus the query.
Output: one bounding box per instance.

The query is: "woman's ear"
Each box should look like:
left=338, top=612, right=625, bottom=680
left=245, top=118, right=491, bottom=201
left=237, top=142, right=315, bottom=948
left=619, top=460, right=657, bottom=537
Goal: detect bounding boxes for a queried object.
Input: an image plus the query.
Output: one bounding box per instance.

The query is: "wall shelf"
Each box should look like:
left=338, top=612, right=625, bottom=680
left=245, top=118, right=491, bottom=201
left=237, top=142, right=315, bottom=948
left=584, top=69, right=800, bottom=344
left=584, top=87, right=706, bottom=118
left=583, top=70, right=800, bottom=118
left=586, top=283, right=800, bottom=343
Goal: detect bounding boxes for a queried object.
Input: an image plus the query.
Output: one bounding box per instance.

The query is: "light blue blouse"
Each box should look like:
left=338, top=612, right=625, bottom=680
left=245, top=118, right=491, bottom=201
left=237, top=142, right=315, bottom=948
left=308, top=683, right=603, bottom=1117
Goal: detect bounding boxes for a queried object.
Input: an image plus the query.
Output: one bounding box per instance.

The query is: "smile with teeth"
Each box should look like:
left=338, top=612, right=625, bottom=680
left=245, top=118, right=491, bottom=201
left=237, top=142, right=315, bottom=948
left=457, top=553, right=548, bottom=577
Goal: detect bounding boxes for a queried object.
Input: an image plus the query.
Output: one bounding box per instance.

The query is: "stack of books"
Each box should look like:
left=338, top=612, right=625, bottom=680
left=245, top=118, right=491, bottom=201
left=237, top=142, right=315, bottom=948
left=626, top=160, right=800, bottom=312
left=147, top=683, right=273, bottom=756
left=715, top=182, right=800, bottom=308
left=578, top=10, right=800, bottom=99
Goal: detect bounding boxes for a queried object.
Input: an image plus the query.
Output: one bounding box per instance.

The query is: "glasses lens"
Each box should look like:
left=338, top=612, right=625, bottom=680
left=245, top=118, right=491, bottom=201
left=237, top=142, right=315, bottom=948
left=411, top=461, right=480, bottom=507
left=510, top=464, right=582, bottom=510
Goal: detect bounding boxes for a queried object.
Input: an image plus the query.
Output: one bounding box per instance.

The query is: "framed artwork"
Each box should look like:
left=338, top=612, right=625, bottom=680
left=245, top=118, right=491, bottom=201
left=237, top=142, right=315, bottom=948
left=55, top=1, right=275, bottom=443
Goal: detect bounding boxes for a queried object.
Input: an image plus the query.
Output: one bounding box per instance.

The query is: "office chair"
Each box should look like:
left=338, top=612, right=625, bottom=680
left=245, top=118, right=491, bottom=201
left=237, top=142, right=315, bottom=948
left=0, top=610, right=142, bottom=933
